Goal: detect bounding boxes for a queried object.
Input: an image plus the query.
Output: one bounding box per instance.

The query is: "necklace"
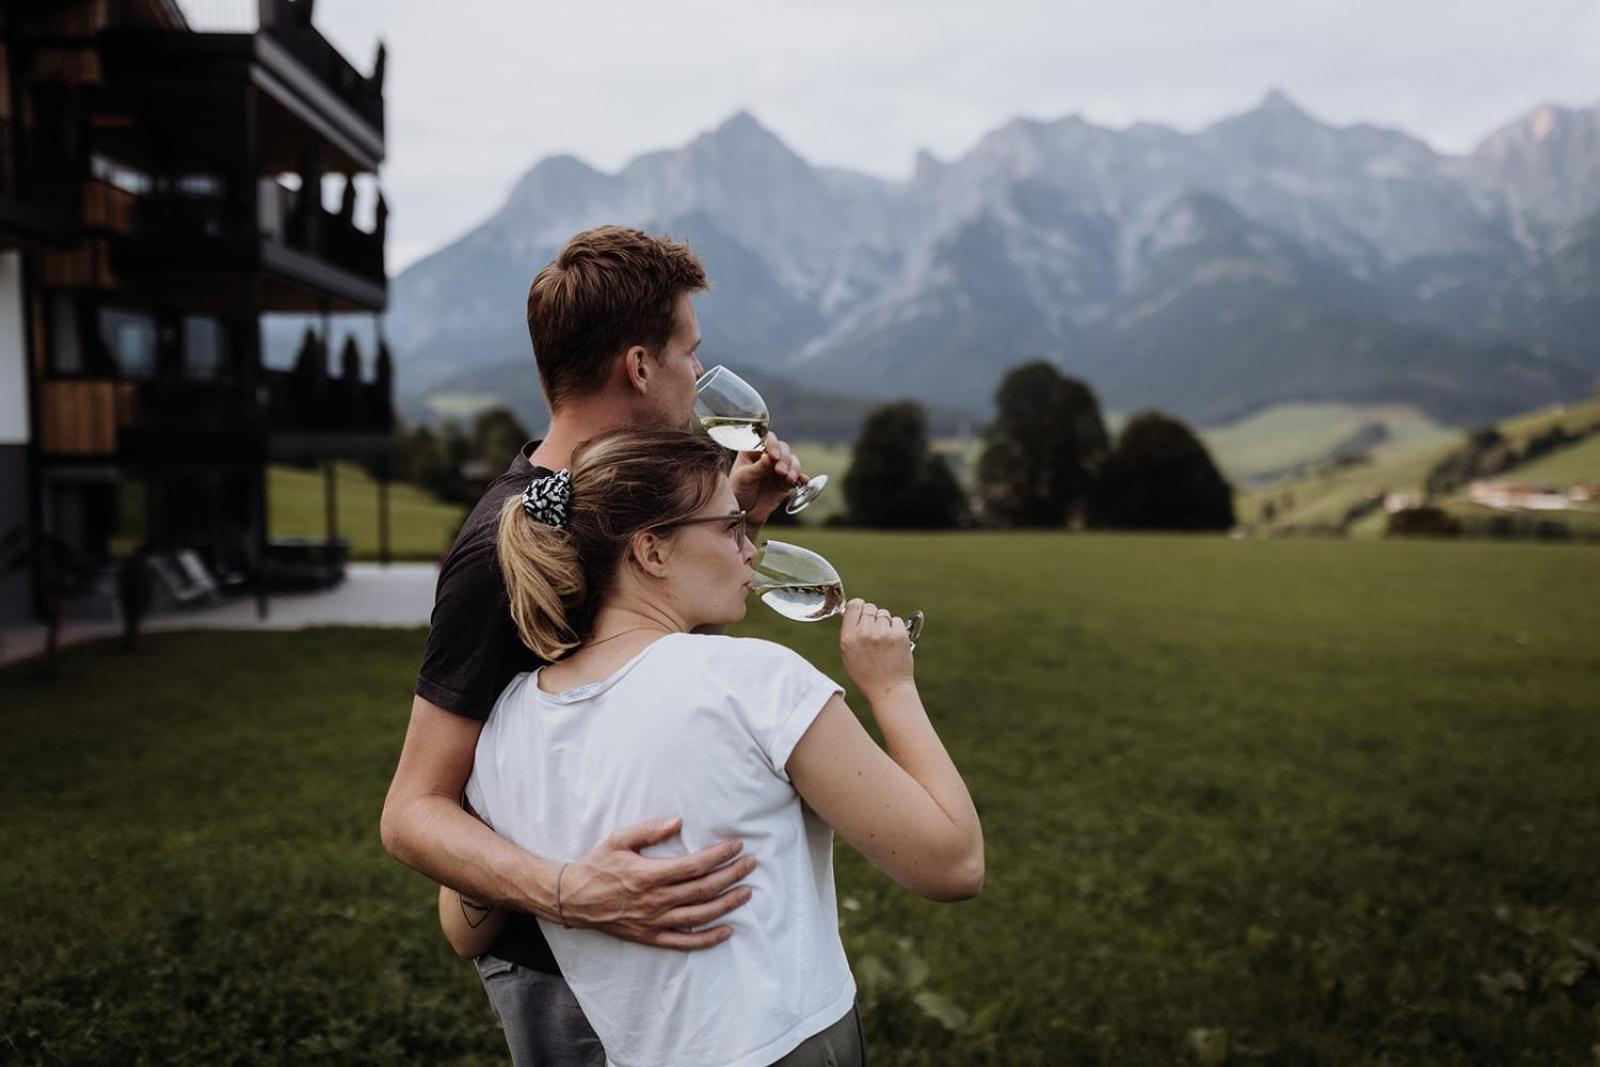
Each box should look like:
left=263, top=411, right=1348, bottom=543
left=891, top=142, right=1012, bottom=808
left=584, top=625, right=673, bottom=648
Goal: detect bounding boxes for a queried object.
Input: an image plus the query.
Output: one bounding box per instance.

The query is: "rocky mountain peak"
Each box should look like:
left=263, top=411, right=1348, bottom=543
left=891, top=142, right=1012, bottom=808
left=1470, top=100, right=1600, bottom=228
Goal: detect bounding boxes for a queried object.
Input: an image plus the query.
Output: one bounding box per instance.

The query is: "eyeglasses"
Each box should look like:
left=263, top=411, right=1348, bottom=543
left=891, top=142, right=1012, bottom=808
left=651, top=509, right=753, bottom=548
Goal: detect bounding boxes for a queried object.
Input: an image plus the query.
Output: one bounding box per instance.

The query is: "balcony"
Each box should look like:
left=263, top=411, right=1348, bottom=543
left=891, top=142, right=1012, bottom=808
left=100, top=0, right=385, bottom=175
left=109, top=175, right=386, bottom=311
left=171, top=0, right=384, bottom=135
left=38, top=367, right=391, bottom=465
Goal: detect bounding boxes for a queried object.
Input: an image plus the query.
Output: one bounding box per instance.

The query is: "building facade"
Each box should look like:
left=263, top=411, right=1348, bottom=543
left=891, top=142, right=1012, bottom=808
left=1, top=0, right=390, bottom=624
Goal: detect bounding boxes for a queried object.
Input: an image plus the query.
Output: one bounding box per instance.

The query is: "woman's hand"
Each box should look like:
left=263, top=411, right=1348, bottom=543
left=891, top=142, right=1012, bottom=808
left=839, top=598, right=914, bottom=703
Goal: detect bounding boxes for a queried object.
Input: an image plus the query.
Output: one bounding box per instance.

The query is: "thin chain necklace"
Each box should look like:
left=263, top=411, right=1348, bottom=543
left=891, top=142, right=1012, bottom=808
left=584, top=624, right=674, bottom=648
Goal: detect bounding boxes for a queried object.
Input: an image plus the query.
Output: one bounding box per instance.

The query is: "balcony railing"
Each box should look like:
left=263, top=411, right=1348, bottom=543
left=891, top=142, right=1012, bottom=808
left=120, top=177, right=384, bottom=284
left=119, top=0, right=385, bottom=135
left=40, top=370, right=391, bottom=462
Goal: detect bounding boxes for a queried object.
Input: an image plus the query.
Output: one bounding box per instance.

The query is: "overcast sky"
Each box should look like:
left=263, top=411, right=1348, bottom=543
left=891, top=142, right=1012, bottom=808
left=301, top=0, right=1600, bottom=272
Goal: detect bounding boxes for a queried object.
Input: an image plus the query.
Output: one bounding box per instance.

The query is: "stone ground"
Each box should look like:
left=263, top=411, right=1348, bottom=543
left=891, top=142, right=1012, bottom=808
left=0, top=563, right=437, bottom=667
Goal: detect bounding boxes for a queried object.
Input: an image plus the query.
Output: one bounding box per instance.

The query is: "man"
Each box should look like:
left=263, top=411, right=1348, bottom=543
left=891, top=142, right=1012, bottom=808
left=380, top=226, right=805, bottom=1063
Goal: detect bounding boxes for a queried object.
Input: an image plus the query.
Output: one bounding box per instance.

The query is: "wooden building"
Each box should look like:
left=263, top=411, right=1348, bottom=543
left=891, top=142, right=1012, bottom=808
left=0, top=0, right=391, bottom=624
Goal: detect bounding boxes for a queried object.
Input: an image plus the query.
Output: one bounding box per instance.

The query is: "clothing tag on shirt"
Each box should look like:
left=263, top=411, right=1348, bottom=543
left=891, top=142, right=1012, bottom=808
left=558, top=683, right=602, bottom=702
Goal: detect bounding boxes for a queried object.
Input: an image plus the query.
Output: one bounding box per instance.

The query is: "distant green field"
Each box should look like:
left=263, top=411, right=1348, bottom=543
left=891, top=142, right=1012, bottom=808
left=269, top=463, right=466, bottom=561
left=1199, top=403, right=1454, bottom=487
left=4, top=533, right=1599, bottom=1064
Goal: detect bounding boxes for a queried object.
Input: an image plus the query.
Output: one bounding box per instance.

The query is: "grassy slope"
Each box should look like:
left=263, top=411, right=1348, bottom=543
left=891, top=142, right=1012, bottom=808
left=1199, top=403, right=1453, bottom=486
left=1488, top=432, right=1600, bottom=486
left=1239, top=395, right=1600, bottom=534
left=4, top=533, right=1600, bottom=1064
left=269, top=463, right=466, bottom=562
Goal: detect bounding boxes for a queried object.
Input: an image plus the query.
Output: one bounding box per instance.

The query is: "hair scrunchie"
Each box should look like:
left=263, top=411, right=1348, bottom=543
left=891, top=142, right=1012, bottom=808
left=521, top=469, right=572, bottom=528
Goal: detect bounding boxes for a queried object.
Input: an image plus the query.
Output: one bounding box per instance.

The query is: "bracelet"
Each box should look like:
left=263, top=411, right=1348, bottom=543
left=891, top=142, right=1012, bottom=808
left=556, top=862, right=571, bottom=928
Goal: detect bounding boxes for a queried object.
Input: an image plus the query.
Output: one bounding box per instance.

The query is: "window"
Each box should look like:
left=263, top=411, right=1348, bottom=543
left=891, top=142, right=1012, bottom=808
left=183, top=316, right=229, bottom=380
left=97, top=307, right=158, bottom=379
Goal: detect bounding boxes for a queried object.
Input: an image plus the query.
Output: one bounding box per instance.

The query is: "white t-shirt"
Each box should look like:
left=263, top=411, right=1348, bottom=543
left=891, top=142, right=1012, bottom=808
left=465, top=632, right=854, bottom=1067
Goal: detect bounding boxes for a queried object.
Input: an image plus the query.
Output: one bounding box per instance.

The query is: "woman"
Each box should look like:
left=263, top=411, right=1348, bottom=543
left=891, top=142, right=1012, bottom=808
left=440, top=429, right=983, bottom=1067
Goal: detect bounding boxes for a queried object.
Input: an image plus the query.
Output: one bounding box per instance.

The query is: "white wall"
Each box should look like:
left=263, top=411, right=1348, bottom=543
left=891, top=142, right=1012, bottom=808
left=0, top=251, right=28, bottom=446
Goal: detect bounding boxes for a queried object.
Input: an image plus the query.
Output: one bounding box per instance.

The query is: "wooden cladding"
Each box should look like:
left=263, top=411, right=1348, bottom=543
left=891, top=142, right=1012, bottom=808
left=38, top=379, right=137, bottom=455
left=40, top=240, right=116, bottom=288
left=83, top=180, right=135, bottom=234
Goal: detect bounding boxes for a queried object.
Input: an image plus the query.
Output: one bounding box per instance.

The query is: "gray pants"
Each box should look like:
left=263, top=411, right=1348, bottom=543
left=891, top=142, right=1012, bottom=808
left=770, top=1005, right=867, bottom=1067
left=476, top=952, right=865, bottom=1067
left=475, top=954, right=605, bottom=1067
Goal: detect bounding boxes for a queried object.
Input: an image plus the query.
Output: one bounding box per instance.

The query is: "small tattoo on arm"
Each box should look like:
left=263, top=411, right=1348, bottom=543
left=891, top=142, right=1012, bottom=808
left=460, top=896, right=494, bottom=929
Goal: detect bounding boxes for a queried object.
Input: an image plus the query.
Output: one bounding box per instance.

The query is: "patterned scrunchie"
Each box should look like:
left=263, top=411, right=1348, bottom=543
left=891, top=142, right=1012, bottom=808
left=521, top=469, right=572, bottom=528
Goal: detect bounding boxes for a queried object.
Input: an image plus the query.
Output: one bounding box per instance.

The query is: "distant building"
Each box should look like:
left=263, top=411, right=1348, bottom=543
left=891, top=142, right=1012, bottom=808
left=1, top=0, right=391, bottom=625
left=1467, top=481, right=1579, bottom=511
left=1383, top=491, right=1423, bottom=514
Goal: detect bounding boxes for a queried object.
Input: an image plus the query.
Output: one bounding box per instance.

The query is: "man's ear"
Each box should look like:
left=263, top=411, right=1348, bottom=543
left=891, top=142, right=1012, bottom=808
left=623, top=345, right=651, bottom=395
left=629, top=527, right=674, bottom=578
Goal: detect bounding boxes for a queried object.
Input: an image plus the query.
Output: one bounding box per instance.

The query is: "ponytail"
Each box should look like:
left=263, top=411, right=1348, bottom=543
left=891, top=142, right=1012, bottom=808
left=496, top=496, right=586, bottom=661
left=495, top=429, right=730, bottom=661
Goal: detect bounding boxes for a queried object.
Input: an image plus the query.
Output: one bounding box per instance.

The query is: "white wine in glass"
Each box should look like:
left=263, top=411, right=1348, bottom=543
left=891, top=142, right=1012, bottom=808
left=700, top=415, right=770, bottom=453
left=696, top=365, right=828, bottom=514
left=751, top=540, right=924, bottom=648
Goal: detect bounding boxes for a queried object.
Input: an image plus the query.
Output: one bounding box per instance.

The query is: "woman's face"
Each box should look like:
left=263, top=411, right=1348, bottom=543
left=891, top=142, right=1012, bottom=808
left=654, top=474, right=757, bottom=627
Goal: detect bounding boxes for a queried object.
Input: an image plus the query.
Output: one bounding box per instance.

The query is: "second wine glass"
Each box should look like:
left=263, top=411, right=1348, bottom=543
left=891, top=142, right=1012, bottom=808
left=750, top=539, right=924, bottom=649
left=696, top=365, right=828, bottom=514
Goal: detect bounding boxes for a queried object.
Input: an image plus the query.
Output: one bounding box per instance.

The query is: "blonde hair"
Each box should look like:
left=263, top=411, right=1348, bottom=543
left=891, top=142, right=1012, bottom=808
left=496, top=429, right=730, bottom=660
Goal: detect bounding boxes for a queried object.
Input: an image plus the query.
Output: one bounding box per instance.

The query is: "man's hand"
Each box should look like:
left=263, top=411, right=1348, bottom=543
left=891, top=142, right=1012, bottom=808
left=730, top=432, right=804, bottom=524
left=559, top=816, right=758, bottom=950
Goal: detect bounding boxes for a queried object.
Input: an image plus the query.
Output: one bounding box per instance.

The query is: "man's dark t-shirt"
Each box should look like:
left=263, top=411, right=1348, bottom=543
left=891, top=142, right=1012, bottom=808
left=416, top=442, right=559, bottom=973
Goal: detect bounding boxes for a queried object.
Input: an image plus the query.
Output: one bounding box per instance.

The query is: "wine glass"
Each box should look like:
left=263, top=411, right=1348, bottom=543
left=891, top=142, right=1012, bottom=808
left=750, top=539, right=924, bottom=649
left=696, top=365, right=828, bottom=514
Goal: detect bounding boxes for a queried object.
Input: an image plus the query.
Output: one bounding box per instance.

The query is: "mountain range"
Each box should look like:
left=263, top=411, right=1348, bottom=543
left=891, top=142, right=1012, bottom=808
left=385, top=92, right=1600, bottom=432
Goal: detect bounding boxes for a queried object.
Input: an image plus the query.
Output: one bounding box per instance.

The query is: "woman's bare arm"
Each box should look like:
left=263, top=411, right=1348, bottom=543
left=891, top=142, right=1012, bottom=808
left=786, top=600, right=983, bottom=901
left=439, top=883, right=510, bottom=959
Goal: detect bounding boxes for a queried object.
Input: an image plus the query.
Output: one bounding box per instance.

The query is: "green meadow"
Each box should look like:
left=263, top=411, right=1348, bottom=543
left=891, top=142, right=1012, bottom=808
left=268, top=462, right=466, bottom=561
left=3, top=533, right=1598, bottom=1064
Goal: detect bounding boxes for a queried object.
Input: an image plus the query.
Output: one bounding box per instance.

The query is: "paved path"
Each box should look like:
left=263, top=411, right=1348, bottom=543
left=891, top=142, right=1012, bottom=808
left=0, top=563, right=438, bottom=666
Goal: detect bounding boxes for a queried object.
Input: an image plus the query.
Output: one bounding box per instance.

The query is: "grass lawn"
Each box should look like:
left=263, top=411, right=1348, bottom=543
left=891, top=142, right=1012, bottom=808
left=269, top=463, right=466, bottom=562
left=3, top=534, right=1600, bottom=1064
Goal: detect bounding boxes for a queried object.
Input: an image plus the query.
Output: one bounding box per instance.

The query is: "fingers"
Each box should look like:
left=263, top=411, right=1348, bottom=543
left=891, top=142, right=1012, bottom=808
left=604, top=815, right=684, bottom=853
left=761, top=433, right=802, bottom=486
left=656, top=854, right=757, bottom=910
left=632, top=838, right=747, bottom=888
left=640, top=924, right=734, bottom=951
left=843, top=597, right=867, bottom=631
left=653, top=885, right=754, bottom=929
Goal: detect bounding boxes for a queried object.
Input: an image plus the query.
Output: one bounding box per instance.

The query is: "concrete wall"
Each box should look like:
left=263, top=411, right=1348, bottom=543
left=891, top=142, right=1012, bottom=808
left=0, top=252, right=33, bottom=624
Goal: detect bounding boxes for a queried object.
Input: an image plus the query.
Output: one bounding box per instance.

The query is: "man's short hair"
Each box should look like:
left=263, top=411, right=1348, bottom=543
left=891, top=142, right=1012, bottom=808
left=526, top=226, right=709, bottom=408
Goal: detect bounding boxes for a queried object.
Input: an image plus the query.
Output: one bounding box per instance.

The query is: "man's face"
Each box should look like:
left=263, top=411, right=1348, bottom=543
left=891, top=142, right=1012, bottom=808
left=649, top=293, right=704, bottom=430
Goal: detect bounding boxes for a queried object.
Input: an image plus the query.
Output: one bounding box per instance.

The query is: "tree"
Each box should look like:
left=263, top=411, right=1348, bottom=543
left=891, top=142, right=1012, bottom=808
left=471, top=407, right=531, bottom=468
left=843, top=402, right=970, bottom=529
left=1088, top=411, right=1235, bottom=531
left=976, top=361, right=1109, bottom=527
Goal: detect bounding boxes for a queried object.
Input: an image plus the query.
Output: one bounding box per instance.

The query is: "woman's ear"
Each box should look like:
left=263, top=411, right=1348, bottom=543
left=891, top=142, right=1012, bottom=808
left=629, top=528, right=675, bottom=578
